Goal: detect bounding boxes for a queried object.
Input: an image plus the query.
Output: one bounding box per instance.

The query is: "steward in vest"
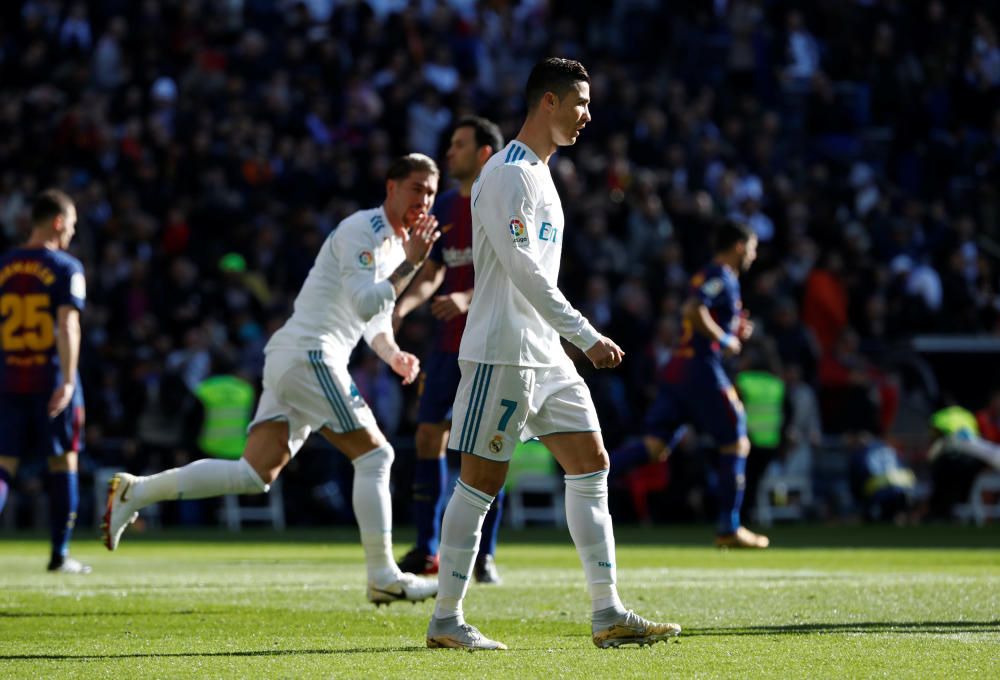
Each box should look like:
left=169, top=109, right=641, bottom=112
left=195, top=375, right=256, bottom=460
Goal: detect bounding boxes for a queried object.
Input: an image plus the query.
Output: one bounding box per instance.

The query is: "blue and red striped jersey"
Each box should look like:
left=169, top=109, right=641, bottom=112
left=0, top=247, right=85, bottom=394
left=429, top=189, right=474, bottom=353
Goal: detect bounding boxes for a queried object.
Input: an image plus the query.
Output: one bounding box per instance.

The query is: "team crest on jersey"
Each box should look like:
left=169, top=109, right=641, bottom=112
left=701, top=278, right=724, bottom=297
left=357, top=250, right=374, bottom=268
left=509, top=217, right=529, bottom=247
left=489, top=435, right=504, bottom=454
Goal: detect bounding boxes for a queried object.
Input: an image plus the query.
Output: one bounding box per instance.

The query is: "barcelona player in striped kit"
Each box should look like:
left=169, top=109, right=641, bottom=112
left=0, top=189, right=90, bottom=573
left=393, top=117, right=506, bottom=583
left=612, top=219, right=769, bottom=548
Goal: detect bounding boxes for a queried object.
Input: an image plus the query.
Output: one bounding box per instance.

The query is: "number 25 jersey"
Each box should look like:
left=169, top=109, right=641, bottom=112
left=0, top=247, right=85, bottom=394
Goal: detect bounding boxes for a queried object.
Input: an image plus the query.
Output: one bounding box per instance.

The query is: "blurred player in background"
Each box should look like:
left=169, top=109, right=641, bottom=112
left=104, top=155, right=441, bottom=605
left=425, top=57, right=681, bottom=651
left=612, top=219, right=768, bottom=548
left=0, top=189, right=90, bottom=573
left=393, top=116, right=505, bottom=584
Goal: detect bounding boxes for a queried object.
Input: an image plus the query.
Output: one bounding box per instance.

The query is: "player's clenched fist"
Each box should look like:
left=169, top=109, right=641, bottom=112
left=585, top=336, right=625, bottom=369
left=402, top=212, right=439, bottom=265
left=390, top=351, right=421, bottom=385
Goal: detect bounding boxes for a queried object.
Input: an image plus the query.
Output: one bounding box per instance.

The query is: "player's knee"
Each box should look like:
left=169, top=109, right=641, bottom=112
left=720, top=437, right=750, bottom=458
left=565, top=467, right=609, bottom=497
left=458, top=453, right=506, bottom=496
left=239, top=457, right=271, bottom=493
left=580, top=447, right=610, bottom=475
left=415, top=423, right=446, bottom=460
left=352, top=443, right=394, bottom=474
left=47, top=453, right=76, bottom=473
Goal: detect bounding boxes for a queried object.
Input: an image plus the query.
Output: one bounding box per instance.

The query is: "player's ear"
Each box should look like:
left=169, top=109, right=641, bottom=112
left=543, top=91, right=558, bottom=112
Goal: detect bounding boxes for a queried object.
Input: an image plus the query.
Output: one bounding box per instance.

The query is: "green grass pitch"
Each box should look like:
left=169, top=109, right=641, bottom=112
left=1, top=525, right=998, bottom=678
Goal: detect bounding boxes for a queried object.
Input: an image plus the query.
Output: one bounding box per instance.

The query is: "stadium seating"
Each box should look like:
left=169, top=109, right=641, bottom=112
left=962, top=472, right=1000, bottom=527
left=220, top=477, right=286, bottom=531
left=505, top=440, right=565, bottom=529
left=754, top=474, right=814, bottom=527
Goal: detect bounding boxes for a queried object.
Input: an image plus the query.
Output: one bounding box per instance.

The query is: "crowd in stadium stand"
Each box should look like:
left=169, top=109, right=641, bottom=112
left=1, top=0, right=999, bottom=525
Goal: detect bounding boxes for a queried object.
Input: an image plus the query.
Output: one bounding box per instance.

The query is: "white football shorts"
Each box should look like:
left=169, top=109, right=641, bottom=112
left=249, top=348, right=377, bottom=455
left=448, top=359, right=600, bottom=462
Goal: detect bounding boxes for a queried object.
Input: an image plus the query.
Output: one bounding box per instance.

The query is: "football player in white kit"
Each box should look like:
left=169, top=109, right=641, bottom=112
left=103, top=154, right=442, bottom=605
left=425, top=58, right=682, bottom=650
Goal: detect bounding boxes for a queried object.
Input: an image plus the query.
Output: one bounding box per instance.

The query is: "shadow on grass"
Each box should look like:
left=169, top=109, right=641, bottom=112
left=0, top=610, right=207, bottom=618
left=687, top=620, right=1000, bottom=636
left=0, top=646, right=497, bottom=660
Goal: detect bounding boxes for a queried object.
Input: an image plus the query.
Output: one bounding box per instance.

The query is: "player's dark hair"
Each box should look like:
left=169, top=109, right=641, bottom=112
left=386, top=153, right=439, bottom=182
left=525, top=57, right=590, bottom=109
left=714, top=219, right=755, bottom=253
left=456, top=116, right=504, bottom=154
left=31, top=188, right=74, bottom=226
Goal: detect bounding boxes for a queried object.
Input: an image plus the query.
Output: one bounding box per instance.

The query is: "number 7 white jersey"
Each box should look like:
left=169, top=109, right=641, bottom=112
left=265, top=206, right=404, bottom=358
left=460, top=141, right=601, bottom=367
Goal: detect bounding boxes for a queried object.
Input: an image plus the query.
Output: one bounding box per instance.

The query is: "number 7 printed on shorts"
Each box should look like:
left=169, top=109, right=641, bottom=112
left=497, top=399, right=518, bottom=432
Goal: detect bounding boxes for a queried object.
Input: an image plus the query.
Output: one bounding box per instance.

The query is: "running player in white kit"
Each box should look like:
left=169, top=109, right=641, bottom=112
left=425, top=59, right=682, bottom=650
left=103, top=154, right=441, bottom=606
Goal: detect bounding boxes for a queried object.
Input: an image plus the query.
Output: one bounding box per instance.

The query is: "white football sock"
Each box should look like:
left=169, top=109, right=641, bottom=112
left=565, top=469, right=625, bottom=614
left=133, top=457, right=269, bottom=506
left=434, top=479, right=494, bottom=620
left=351, top=445, right=399, bottom=586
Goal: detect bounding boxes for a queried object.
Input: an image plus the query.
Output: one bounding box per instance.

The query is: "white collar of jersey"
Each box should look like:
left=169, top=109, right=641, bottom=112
left=502, top=141, right=540, bottom=166
left=376, top=205, right=403, bottom=241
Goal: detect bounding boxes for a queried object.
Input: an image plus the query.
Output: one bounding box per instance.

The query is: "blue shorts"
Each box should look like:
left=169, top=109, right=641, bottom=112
left=0, top=390, right=85, bottom=458
left=644, top=359, right=746, bottom=448
left=416, top=351, right=462, bottom=424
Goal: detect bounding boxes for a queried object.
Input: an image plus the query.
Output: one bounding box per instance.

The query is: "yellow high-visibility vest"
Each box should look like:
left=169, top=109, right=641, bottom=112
left=736, top=371, right=785, bottom=449
left=195, top=375, right=255, bottom=460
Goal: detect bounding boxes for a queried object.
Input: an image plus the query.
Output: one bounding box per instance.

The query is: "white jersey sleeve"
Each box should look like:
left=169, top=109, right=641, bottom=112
left=338, top=223, right=396, bottom=322
left=264, top=207, right=404, bottom=358
left=459, top=141, right=600, bottom=367
left=482, top=165, right=601, bottom=352
left=362, top=309, right=393, bottom=346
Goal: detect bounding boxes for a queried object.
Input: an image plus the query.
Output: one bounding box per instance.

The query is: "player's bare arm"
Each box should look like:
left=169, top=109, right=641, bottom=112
left=370, top=332, right=420, bottom=385
left=48, top=305, right=80, bottom=417
left=388, top=213, right=439, bottom=296
left=392, top=259, right=445, bottom=328
left=430, top=288, right=473, bottom=321
left=683, top=298, right=741, bottom=356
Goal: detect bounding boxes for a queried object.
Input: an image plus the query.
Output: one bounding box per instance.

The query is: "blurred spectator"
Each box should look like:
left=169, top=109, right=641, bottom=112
left=771, top=362, right=821, bottom=482
left=781, top=9, right=820, bottom=91
left=927, top=405, right=1000, bottom=520
left=848, top=432, right=916, bottom=524
left=976, top=389, right=1000, bottom=444
left=802, top=251, right=849, bottom=358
